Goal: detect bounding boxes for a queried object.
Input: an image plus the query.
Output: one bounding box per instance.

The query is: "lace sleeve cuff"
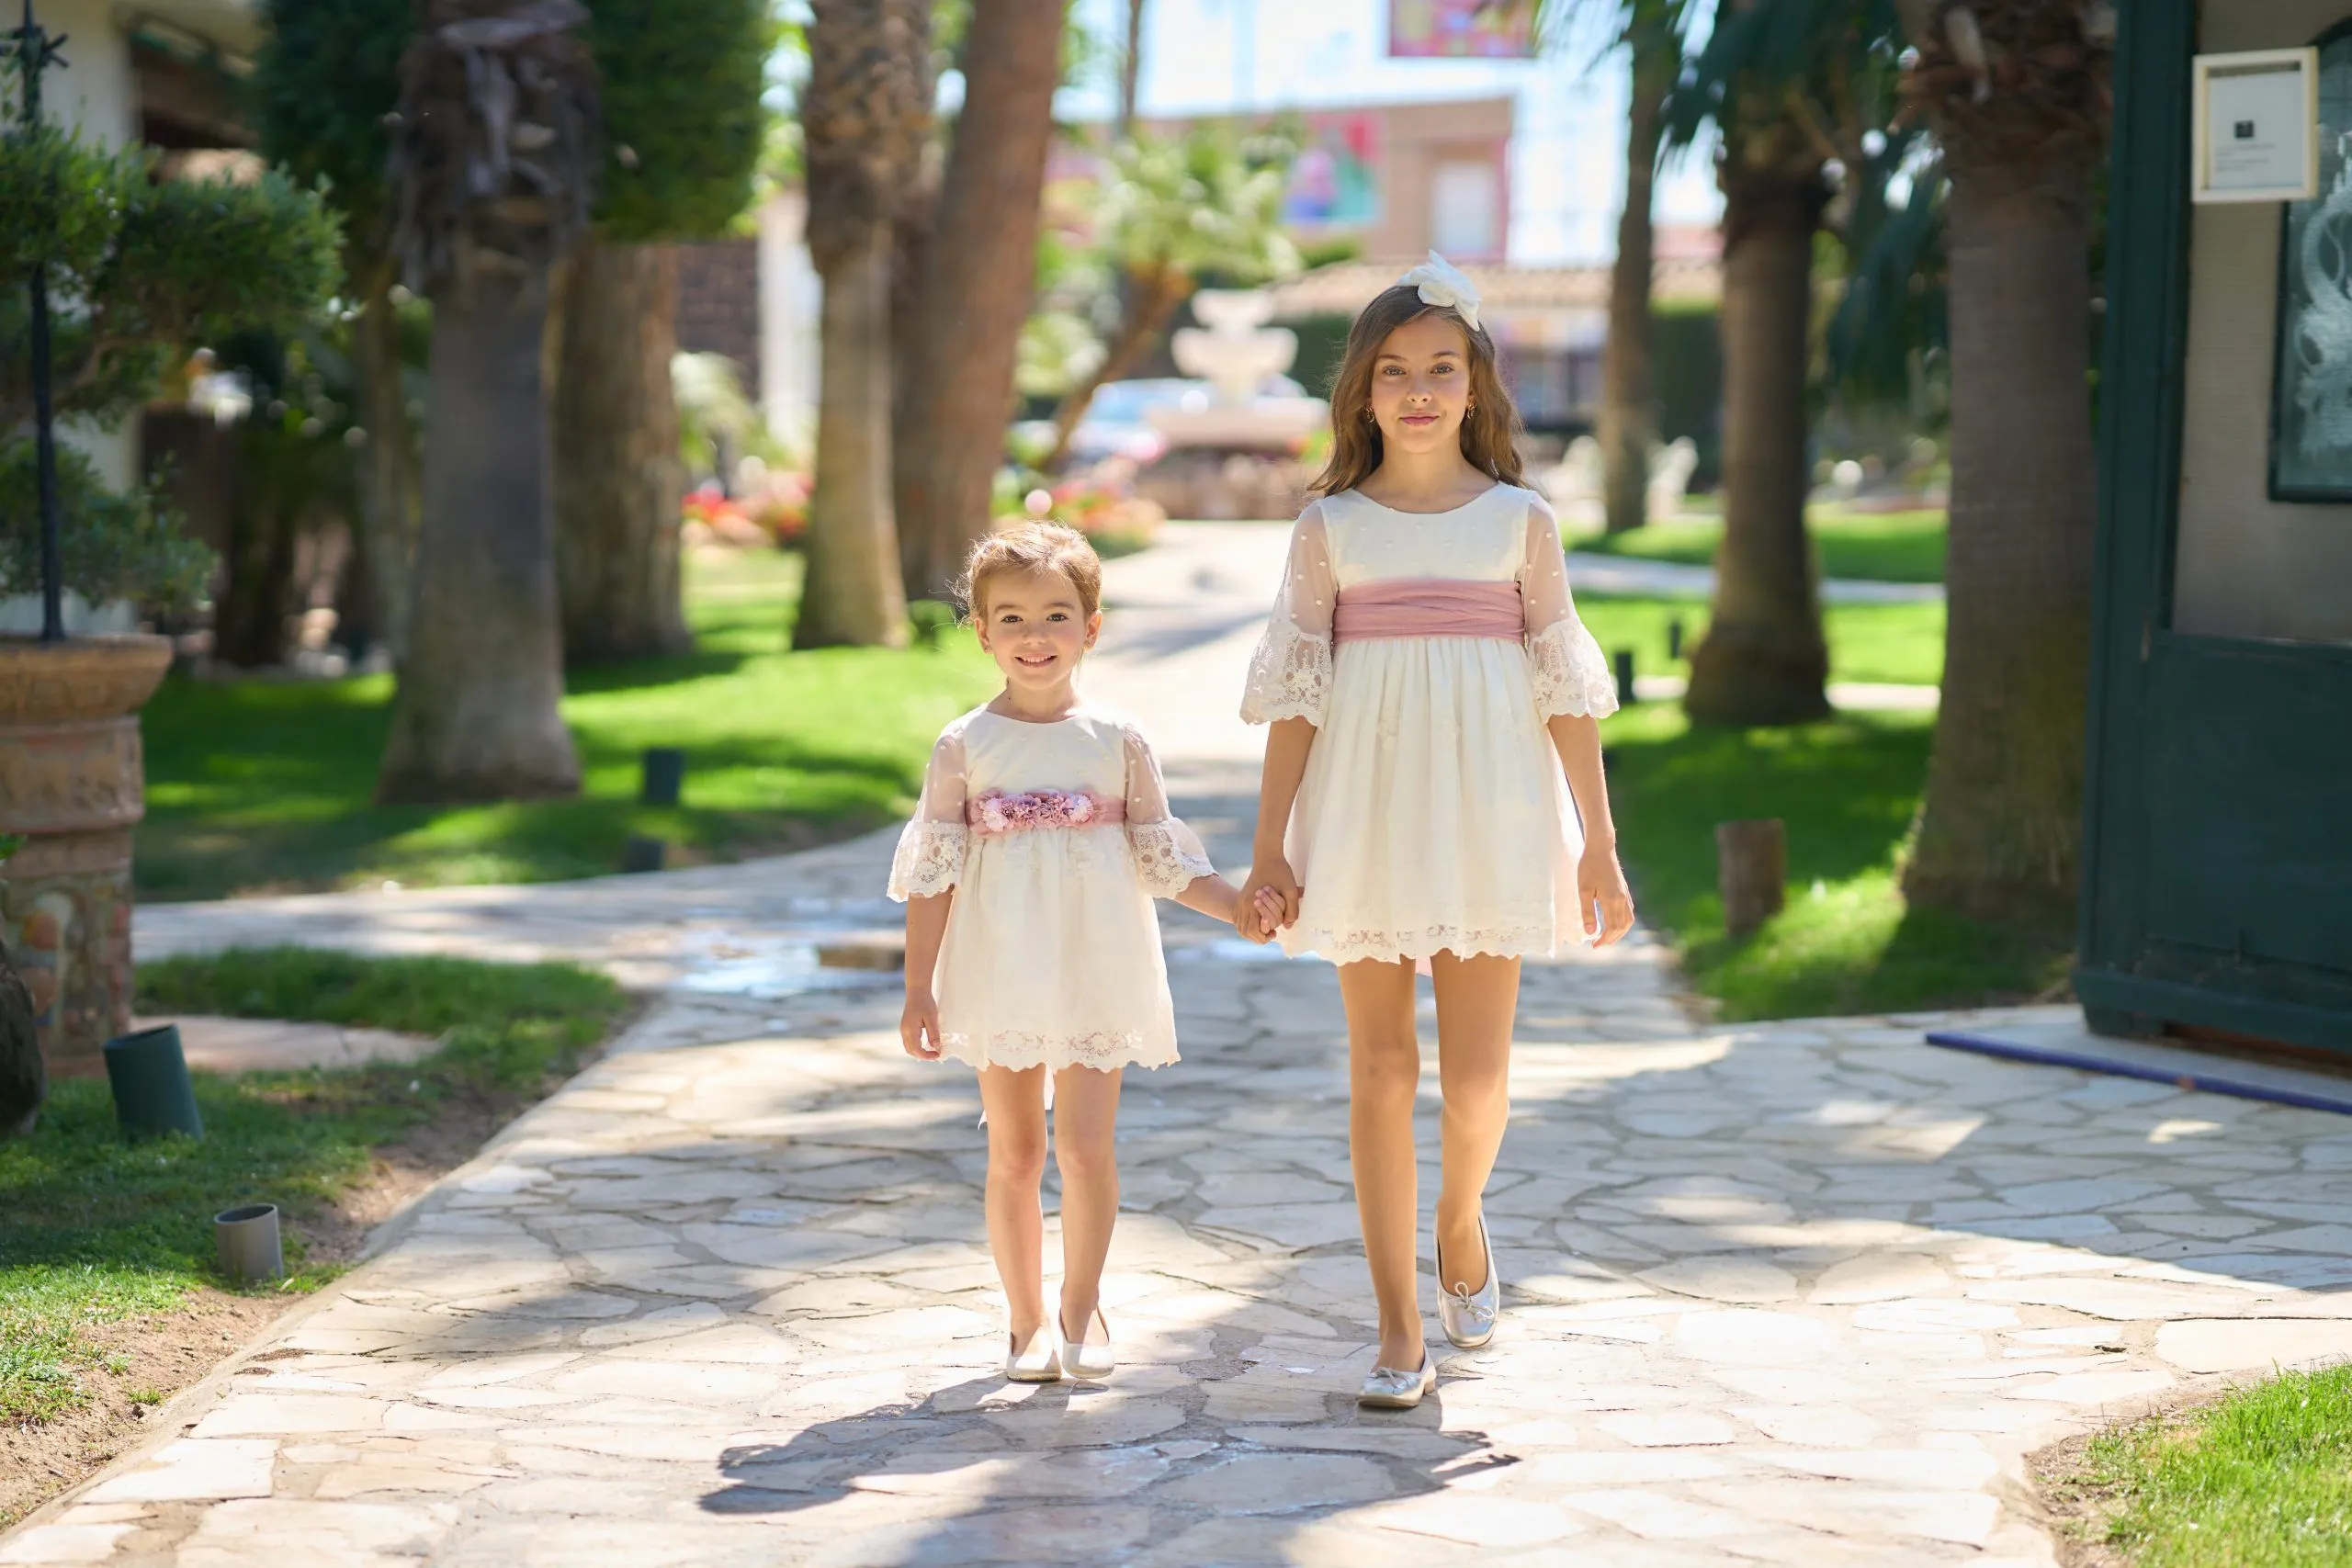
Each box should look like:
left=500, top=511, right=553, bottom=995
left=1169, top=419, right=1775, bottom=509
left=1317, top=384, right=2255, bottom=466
left=887, top=818, right=968, bottom=900
left=1128, top=820, right=1217, bottom=898
left=1239, top=620, right=1333, bottom=726
left=1528, top=617, right=1620, bottom=719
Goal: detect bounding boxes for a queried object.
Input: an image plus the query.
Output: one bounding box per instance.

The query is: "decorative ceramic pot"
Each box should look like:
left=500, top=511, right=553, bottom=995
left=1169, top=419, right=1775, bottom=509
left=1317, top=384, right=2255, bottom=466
left=0, top=635, right=173, bottom=1076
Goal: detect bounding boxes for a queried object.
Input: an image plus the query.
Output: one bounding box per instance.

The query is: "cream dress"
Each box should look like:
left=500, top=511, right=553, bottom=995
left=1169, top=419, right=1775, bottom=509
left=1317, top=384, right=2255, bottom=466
left=1240, top=482, right=1618, bottom=964
left=887, top=705, right=1216, bottom=1072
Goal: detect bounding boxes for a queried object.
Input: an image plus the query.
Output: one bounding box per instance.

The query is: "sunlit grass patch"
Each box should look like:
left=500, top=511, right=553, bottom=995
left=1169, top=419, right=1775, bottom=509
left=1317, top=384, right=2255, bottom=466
left=0, top=951, right=625, bottom=1427
left=136, top=549, right=1000, bottom=899
left=2073, top=1365, right=2352, bottom=1567
left=1600, top=704, right=2069, bottom=1019
left=1573, top=503, right=1949, bottom=583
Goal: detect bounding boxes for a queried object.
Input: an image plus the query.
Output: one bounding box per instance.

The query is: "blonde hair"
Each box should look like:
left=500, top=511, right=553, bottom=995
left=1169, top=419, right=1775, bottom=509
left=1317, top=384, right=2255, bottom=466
left=957, top=521, right=1104, bottom=621
left=1311, top=285, right=1526, bottom=497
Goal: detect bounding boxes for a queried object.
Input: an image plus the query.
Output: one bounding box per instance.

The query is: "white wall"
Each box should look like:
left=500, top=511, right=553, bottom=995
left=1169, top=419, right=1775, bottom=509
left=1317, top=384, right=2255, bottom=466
left=757, top=191, right=821, bottom=462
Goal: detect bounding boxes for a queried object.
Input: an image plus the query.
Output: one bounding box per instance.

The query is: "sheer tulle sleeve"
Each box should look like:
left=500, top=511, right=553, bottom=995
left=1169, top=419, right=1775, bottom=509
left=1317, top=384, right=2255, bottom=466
left=1519, top=496, right=1620, bottom=719
left=1239, top=502, right=1338, bottom=725
left=1123, top=724, right=1217, bottom=897
left=887, top=728, right=970, bottom=900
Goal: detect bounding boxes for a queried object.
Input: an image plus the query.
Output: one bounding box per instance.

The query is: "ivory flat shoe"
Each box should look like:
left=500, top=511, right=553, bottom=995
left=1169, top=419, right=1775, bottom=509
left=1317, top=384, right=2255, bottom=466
left=1358, top=1349, right=1436, bottom=1410
left=1057, top=1304, right=1115, bottom=1380
left=1005, top=1325, right=1062, bottom=1382
left=1437, top=1213, right=1500, bottom=1349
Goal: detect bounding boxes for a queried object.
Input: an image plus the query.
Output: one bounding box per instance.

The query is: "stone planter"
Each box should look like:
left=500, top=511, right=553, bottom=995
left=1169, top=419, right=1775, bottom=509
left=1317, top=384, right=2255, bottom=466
left=0, top=635, right=174, bottom=1077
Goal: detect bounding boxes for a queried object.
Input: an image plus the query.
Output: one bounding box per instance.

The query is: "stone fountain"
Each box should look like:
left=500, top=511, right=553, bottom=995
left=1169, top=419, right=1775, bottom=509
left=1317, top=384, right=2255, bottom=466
left=1149, top=289, right=1328, bottom=451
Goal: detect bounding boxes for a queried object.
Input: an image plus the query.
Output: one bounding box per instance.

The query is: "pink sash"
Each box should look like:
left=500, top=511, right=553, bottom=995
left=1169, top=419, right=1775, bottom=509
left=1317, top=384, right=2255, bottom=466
left=1332, top=579, right=1524, bottom=644
left=966, top=788, right=1125, bottom=836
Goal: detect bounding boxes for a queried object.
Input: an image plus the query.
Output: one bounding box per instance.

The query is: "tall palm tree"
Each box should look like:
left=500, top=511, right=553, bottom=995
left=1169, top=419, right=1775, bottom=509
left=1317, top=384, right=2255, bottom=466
left=794, top=0, right=932, bottom=649
left=377, top=0, right=598, bottom=804
left=894, top=0, right=1066, bottom=600
left=1895, top=0, right=2112, bottom=922
left=1672, top=0, right=1898, bottom=727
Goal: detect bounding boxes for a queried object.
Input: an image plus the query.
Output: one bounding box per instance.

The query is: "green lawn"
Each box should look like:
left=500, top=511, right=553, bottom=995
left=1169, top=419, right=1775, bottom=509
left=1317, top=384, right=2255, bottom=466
left=1, top=950, right=625, bottom=1438
left=137, top=551, right=1001, bottom=900
left=2067, top=1365, right=2352, bottom=1567
left=1574, top=504, right=1949, bottom=584
left=1599, top=704, right=2070, bottom=1020
left=1578, top=592, right=1946, bottom=688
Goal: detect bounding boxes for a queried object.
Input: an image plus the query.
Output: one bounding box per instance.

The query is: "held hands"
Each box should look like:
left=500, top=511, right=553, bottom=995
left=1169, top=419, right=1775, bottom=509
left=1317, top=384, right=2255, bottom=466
left=899, top=987, right=944, bottom=1060
left=1578, top=841, right=1636, bottom=947
left=1235, top=857, right=1303, bottom=942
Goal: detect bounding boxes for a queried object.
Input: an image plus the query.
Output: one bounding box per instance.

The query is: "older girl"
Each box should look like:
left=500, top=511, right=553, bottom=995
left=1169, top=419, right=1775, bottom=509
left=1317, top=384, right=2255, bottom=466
left=1239, top=254, right=1636, bottom=1408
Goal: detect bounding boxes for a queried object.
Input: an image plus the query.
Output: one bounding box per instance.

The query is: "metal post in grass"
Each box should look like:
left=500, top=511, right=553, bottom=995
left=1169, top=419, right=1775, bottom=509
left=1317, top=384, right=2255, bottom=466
left=640, top=747, right=685, bottom=806
left=1667, top=618, right=1684, bottom=660
left=215, top=1203, right=285, bottom=1283
left=621, top=835, right=667, bottom=874
left=10, top=0, right=69, bottom=642
left=1613, top=649, right=1636, bottom=705
left=103, top=1022, right=203, bottom=1141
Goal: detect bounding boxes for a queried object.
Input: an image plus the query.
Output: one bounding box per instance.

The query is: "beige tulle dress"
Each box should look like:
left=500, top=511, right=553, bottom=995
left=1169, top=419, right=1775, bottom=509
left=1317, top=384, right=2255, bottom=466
left=1240, top=482, right=1618, bottom=965
left=887, top=705, right=1216, bottom=1072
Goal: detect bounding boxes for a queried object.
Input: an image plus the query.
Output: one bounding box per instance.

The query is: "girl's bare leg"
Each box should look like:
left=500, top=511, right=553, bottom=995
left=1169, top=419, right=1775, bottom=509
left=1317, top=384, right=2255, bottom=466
left=1339, top=957, right=1426, bottom=1371
left=977, top=1065, right=1050, bottom=1342
left=1430, top=951, right=1521, bottom=1296
left=1049, top=1065, right=1124, bottom=1336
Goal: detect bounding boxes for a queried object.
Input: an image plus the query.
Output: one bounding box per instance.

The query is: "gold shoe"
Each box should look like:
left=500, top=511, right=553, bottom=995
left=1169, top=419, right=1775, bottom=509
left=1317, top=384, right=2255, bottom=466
left=1057, top=1304, right=1115, bottom=1381
left=1005, top=1325, right=1062, bottom=1382
left=1357, top=1348, right=1435, bottom=1410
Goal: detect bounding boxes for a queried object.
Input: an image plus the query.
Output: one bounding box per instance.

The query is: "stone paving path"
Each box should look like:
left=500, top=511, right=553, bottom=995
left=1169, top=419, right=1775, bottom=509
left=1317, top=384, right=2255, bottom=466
left=17, top=533, right=2352, bottom=1566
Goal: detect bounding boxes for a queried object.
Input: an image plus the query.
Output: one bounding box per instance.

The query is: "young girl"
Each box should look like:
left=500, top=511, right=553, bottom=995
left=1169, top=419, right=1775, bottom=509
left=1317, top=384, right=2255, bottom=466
left=1239, top=254, right=1637, bottom=1409
left=890, top=522, right=1257, bottom=1383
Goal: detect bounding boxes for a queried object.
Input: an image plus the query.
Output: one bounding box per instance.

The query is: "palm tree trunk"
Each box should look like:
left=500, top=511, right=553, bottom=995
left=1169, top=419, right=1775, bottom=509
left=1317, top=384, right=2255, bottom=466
left=1683, top=167, right=1830, bottom=726
left=1119, top=0, right=1145, bottom=140
left=349, top=265, right=419, bottom=665
left=1902, top=160, right=2096, bottom=924
left=1044, top=266, right=1190, bottom=471
left=796, top=226, right=910, bottom=649
left=1600, top=27, right=1670, bottom=536
left=897, top=0, right=1064, bottom=600
left=378, top=265, right=580, bottom=802
left=554, top=234, right=691, bottom=665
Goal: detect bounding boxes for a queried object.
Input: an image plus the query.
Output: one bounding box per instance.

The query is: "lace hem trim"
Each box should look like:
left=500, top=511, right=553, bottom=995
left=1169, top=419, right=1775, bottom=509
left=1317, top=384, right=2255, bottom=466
left=887, top=819, right=967, bottom=900
left=1290, top=920, right=1568, bottom=965
left=1240, top=620, right=1333, bottom=726
left=1527, top=617, right=1619, bottom=719
left=1129, top=821, right=1216, bottom=897
left=937, top=1029, right=1180, bottom=1073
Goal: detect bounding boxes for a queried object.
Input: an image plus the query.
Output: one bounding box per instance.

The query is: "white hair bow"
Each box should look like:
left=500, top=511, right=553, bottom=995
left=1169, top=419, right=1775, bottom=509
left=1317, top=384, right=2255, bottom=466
left=1397, top=251, right=1481, bottom=333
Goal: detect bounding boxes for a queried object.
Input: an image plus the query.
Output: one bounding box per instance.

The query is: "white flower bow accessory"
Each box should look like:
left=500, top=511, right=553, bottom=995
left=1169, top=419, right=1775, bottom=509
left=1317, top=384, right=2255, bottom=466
left=1397, top=251, right=1481, bottom=333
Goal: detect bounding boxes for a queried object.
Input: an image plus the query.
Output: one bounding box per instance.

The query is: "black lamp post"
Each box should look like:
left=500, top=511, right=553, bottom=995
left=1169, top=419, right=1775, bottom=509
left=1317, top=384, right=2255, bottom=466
left=8, top=0, right=67, bottom=643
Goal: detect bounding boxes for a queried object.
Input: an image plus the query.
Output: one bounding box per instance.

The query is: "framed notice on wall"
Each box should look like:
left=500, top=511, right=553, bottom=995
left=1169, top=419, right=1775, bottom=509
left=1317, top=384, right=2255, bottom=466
left=2194, top=48, right=2320, bottom=203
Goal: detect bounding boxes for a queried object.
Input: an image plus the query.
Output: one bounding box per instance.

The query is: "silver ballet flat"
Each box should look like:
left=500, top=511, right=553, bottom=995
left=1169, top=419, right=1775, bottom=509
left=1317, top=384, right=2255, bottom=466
left=1437, top=1213, right=1500, bottom=1349
left=1358, top=1348, right=1436, bottom=1410
left=1005, top=1325, right=1062, bottom=1383
left=1057, top=1304, right=1115, bottom=1381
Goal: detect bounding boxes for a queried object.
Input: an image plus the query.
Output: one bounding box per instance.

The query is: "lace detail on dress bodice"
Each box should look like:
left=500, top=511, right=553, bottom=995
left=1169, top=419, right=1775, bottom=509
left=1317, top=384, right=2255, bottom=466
left=1527, top=617, right=1618, bottom=719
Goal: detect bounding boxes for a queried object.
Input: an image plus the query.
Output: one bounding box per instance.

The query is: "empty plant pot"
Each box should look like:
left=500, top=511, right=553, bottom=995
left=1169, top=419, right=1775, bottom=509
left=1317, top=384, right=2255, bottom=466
left=215, top=1203, right=285, bottom=1283
left=103, top=1023, right=203, bottom=1142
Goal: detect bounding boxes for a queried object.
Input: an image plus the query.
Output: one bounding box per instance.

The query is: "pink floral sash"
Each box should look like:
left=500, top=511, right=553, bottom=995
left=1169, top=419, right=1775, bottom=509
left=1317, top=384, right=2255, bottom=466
left=966, top=788, right=1126, bottom=836
left=1332, top=579, right=1524, bottom=643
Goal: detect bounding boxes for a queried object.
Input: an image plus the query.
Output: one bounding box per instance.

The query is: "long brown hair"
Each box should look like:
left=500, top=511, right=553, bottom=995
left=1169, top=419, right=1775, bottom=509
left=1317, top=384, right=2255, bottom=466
left=1311, top=285, right=1526, bottom=498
